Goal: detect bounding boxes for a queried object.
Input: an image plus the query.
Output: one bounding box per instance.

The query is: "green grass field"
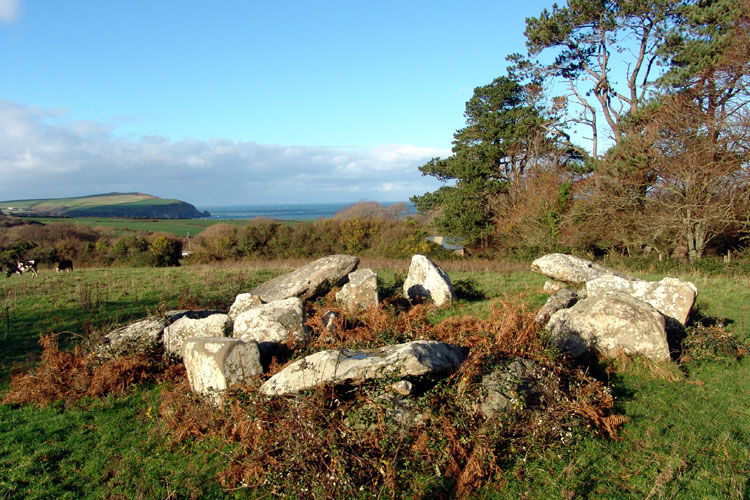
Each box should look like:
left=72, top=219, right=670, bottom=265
left=28, top=216, right=249, bottom=237
left=0, top=262, right=748, bottom=498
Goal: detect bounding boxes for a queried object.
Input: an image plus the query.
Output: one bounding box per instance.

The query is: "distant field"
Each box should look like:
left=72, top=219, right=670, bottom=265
left=29, top=216, right=250, bottom=237
left=1, top=193, right=161, bottom=211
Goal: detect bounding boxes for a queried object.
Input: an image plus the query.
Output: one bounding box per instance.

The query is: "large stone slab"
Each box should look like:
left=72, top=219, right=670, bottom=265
left=547, top=290, right=669, bottom=361
left=531, top=253, right=633, bottom=285
left=585, top=275, right=697, bottom=325
left=260, top=340, right=467, bottom=395
left=232, top=297, right=306, bottom=345
left=99, top=317, right=167, bottom=358
left=403, top=255, right=456, bottom=307
left=183, top=337, right=263, bottom=405
left=164, top=313, right=232, bottom=359
left=250, top=254, right=359, bottom=302
left=335, top=268, right=379, bottom=312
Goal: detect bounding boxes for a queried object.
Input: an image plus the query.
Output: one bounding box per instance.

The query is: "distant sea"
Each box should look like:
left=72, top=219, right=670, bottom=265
left=197, top=202, right=416, bottom=221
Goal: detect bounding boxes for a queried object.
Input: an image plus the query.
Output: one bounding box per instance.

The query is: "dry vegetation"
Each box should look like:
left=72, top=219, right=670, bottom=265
left=3, top=296, right=625, bottom=498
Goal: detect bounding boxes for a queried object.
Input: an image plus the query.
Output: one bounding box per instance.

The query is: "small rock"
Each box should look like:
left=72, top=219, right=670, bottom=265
left=391, top=380, right=414, bottom=397
left=479, top=358, right=540, bottom=418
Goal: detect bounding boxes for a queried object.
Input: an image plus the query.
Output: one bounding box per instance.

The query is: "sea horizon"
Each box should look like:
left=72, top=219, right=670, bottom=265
left=197, top=201, right=416, bottom=221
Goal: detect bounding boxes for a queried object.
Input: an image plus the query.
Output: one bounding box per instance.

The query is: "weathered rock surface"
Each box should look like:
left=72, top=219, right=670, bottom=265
left=250, top=254, right=359, bottom=302
left=260, top=340, right=467, bottom=395
left=183, top=337, right=263, bottom=405
left=535, top=289, right=579, bottom=325
left=542, top=280, right=567, bottom=293
left=585, top=275, right=697, bottom=325
left=336, top=268, right=379, bottom=312
left=547, top=290, right=669, bottom=361
left=164, top=313, right=232, bottom=358
left=232, top=297, right=306, bottom=345
left=403, top=255, right=456, bottom=307
left=479, top=358, right=540, bottom=418
left=100, top=317, right=166, bottom=358
left=531, top=253, right=633, bottom=285
left=228, top=293, right=262, bottom=321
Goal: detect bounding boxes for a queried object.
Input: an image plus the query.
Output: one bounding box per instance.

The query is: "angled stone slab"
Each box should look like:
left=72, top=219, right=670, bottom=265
left=260, top=340, right=467, bottom=395
left=250, top=254, right=359, bottom=302
left=585, top=275, right=697, bottom=325
left=547, top=290, right=669, bottom=361
left=403, top=255, right=456, bottom=307
left=99, top=317, right=166, bottom=358
left=531, top=253, right=633, bottom=285
left=183, top=337, right=263, bottom=405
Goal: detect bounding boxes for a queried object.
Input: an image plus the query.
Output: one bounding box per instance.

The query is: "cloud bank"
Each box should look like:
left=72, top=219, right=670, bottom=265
left=0, top=0, right=20, bottom=23
left=0, top=100, right=449, bottom=206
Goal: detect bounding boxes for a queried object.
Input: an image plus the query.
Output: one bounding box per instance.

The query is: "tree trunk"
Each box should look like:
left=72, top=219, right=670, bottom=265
left=686, top=220, right=707, bottom=263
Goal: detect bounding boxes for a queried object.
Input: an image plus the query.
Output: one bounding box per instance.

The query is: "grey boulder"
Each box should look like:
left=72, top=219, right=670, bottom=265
left=585, top=275, right=697, bottom=326
left=232, top=297, right=306, bottom=347
left=535, top=289, right=579, bottom=325
left=547, top=290, right=669, bottom=361
left=531, top=253, right=633, bottom=285
left=99, top=317, right=166, bottom=358
left=260, top=340, right=467, bottom=395
left=163, top=313, right=233, bottom=359
left=228, top=293, right=263, bottom=321
left=250, top=254, right=359, bottom=302
left=183, top=337, right=263, bottom=405
left=335, top=268, right=379, bottom=312
left=403, top=255, right=456, bottom=307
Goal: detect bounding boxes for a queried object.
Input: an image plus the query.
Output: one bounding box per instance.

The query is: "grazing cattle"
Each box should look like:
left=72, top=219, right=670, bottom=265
left=56, top=259, right=74, bottom=272
left=7, top=260, right=38, bottom=277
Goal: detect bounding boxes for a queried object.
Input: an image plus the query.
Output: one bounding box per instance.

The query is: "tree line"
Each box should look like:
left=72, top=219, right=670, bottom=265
left=411, top=0, right=750, bottom=263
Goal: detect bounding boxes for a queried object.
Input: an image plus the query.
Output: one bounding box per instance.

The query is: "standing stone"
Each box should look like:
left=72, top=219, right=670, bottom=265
left=250, top=254, right=359, bottom=302
left=336, top=268, right=379, bottom=312
left=183, top=337, right=263, bottom=405
left=585, top=275, right=697, bottom=325
left=531, top=253, right=633, bottom=285
left=547, top=290, right=669, bottom=361
left=260, top=340, right=467, bottom=395
left=228, top=293, right=263, bottom=321
left=163, top=313, right=232, bottom=359
left=403, top=255, right=456, bottom=307
left=99, top=317, right=167, bottom=358
left=232, top=297, right=306, bottom=345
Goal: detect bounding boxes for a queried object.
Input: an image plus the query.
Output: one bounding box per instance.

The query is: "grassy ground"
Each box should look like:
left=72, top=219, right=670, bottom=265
left=28, top=217, right=272, bottom=237
left=0, top=261, right=748, bottom=498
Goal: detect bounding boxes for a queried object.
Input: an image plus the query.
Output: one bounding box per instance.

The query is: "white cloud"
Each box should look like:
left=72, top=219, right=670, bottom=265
left=0, top=0, right=20, bottom=23
left=0, top=100, right=449, bottom=205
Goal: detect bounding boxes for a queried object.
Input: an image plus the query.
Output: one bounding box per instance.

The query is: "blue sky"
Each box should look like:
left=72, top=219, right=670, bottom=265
left=0, top=0, right=554, bottom=206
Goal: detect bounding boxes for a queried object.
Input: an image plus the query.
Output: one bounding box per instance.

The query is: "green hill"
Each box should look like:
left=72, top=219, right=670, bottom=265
left=0, top=193, right=209, bottom=219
